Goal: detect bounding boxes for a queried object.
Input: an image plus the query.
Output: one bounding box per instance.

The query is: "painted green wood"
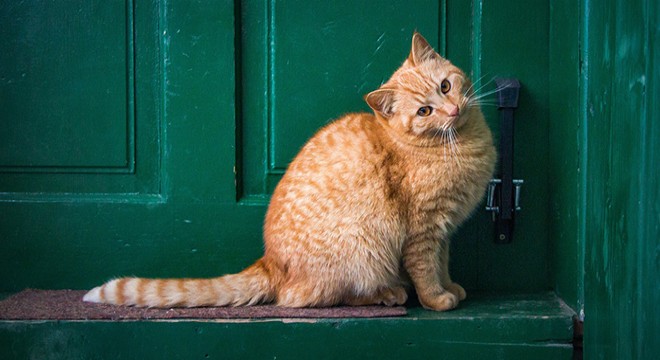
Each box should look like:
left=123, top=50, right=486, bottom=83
left=580, top=0, right=660, bottom=359
left=0, top=292, right=574, bottom=360
left=548, top=0, right=582, bottom=313
left=0, top=202, right=267, bottom=290
left=0, top=323, right=570, bottom=360
left=0, top=1, right=128, bottom=168
left=0, top=0, right=161, bottom=195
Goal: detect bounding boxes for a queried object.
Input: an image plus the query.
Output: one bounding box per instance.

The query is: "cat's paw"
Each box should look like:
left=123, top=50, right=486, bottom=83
left=344, top=287, right=408, bottom=306
left=445, top=282, right=467, bottom=301
left=378, top=286, right=408, bottom=306
left=419, top=291, right=459, bottom=311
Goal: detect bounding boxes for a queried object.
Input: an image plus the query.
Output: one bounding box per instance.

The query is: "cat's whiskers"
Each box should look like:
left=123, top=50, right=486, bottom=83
left=468, top=83, right=507, bottom=101
left=429, top=124, right=450, bottom=163
left=438, top=128, right=448, bottom=162
left=440, top=130, right=449, bottom=158
left=431, top=121, right=464, bottom=169
left=463, top=91, right=503, bottom=110
left=469, top=90, right=504, bottom=103
left=467, top=100, right=499, bottom=107
left=462, top=77, right=508, bottom=111
left=465, top=74, right=495, bottom=98
left=468, top=76, right=502, bottom=97
left=449, top=128, right=464, bottom=167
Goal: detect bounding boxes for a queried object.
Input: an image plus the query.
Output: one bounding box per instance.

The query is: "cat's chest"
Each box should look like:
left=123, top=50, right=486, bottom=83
left=402, top=158, right=464, bottom=198
left=398, top=155, right=485, bottom=224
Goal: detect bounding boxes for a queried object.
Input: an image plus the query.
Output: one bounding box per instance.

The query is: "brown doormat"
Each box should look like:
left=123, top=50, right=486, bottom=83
left=0, top=289, right=407, bottom=321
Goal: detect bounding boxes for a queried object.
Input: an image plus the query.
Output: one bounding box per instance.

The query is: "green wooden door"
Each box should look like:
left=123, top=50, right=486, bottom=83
left=2, top=1, right=658, bottom=359
left=0, top=0, right=553, bottom=294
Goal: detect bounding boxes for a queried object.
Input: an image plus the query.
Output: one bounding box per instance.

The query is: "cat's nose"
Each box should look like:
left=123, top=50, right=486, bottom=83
left=447, top=105, right=459, bottom=117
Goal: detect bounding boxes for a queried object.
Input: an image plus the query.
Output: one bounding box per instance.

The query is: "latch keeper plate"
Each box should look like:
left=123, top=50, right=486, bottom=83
left=486, top=178, right=524, bottom=216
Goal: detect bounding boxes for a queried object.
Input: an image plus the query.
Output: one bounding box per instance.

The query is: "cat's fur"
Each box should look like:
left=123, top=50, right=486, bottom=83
left=84, top=33, right=496, bottom=311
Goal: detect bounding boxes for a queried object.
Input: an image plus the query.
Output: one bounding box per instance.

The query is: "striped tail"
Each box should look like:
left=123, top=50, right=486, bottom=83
left=82, top=259, right=275, bottom=307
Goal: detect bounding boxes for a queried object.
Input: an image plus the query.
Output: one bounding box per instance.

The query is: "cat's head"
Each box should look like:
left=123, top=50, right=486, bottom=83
left=365, top=33, right=476, bottom=145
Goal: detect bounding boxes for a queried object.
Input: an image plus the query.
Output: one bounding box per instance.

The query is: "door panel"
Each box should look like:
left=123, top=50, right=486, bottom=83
left=1, top=1, right=128, bottom=169
left=0, top=0, right=160, bottom=195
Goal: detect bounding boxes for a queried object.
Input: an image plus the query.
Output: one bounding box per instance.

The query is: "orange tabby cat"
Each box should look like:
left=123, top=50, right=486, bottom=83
left=84, top=33, right=496, bottom=311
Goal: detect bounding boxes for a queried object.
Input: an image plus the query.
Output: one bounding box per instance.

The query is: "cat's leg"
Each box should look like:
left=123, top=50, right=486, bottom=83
left=276, top=279, right=345, bottom=308
left=439, top=240, right=467, bottom=301
left=276, top=283, right=324, bottom=308
left=403, top=234, right=459, bottom=311
left=344, top=286, right=408, bottom=306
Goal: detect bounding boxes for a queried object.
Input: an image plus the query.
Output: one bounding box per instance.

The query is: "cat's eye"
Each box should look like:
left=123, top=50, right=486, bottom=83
left=440, top=79, right=451, bottom=94
left=417, top=106, right=433, bottom=117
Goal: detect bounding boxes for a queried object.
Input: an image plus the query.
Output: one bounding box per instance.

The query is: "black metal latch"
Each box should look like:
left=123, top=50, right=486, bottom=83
left=486, top=78, right=523, bottom=244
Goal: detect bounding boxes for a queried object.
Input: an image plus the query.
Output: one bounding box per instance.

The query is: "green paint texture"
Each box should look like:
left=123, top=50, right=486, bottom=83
left=1, top=0, right=658, bottom=358
left=580, top=0, right=660, bottom=359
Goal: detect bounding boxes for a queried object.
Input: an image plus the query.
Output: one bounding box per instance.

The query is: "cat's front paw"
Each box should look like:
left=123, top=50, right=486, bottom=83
left=445, top=282, right=467, bottom=301
left=418, top=291, right=459, bottom=311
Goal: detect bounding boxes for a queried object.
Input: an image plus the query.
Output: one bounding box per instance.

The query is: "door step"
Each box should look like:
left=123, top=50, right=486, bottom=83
left=0, top=291, right=575, bottom=359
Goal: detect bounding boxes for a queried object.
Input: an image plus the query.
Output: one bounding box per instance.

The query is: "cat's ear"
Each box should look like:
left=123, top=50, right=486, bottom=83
left=409, top=32, right=440, bottom=65
left=365, top=89, right=396, bottom=118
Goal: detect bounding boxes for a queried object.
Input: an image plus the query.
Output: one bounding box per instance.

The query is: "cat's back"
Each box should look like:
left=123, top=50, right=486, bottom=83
left=264, top=112, right=400, bottom=239
left=290, top=112, right=387, bottom=171
left=272, top=112, right=392, bottom=194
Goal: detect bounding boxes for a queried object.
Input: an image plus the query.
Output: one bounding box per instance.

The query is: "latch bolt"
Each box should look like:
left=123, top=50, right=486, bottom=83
left=486, top=178, right=524, bottom=217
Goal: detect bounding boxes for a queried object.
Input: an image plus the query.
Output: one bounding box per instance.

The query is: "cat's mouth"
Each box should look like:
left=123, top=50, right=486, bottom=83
left=444, top=114, right=461, bottom=128
left=445, top=108, right=468, bottom=129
